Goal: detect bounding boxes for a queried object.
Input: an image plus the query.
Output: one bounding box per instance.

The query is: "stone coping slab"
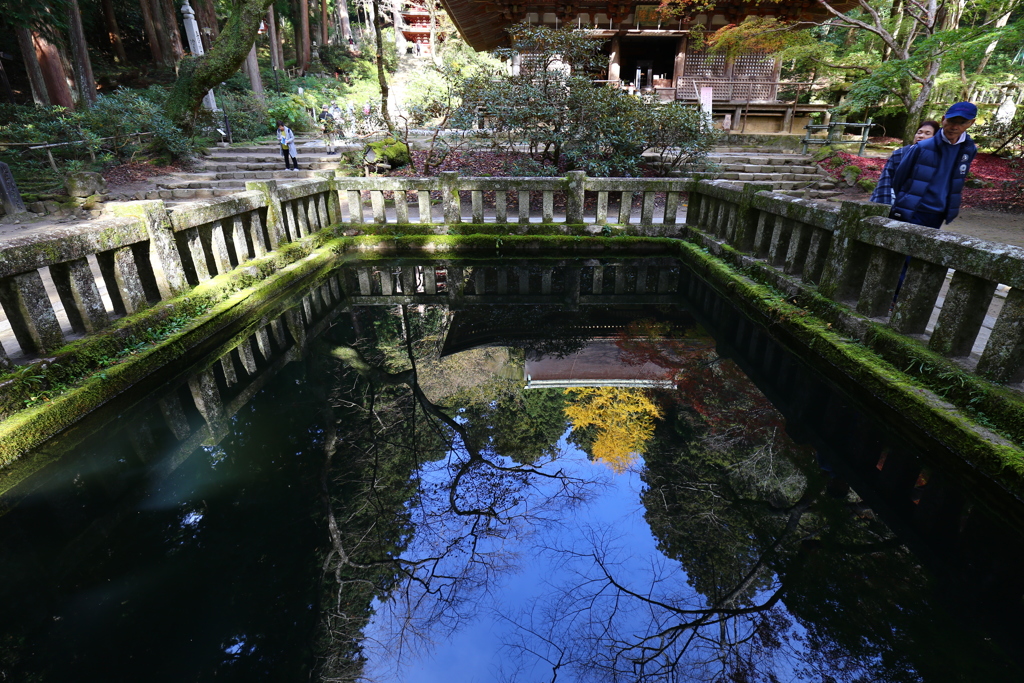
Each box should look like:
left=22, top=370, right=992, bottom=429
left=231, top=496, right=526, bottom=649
left=0, top=217, right=146, bottom=279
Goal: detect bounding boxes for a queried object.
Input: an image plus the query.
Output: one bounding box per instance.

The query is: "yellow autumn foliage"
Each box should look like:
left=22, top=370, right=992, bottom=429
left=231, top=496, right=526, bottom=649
left=563, top=387, right=662, bottom=473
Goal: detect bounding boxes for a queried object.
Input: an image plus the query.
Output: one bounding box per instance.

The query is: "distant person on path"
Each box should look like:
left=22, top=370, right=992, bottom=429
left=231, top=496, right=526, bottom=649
left=319, top=104, right=339, bottom=155
left=887, top=102, right=978, bottom=229
left=870, top=120, right=940, bottom=205
left=277, top=121, right=299, bottom=171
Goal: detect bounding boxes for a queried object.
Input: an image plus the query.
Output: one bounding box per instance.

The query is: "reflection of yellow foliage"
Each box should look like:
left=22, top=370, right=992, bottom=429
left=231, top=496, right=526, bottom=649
left=564, top=388, right=662, bottom=473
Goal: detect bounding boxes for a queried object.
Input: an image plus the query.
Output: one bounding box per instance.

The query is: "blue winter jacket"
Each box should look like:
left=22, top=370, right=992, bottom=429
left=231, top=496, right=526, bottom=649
left=890, top=132, right=977, bottom=223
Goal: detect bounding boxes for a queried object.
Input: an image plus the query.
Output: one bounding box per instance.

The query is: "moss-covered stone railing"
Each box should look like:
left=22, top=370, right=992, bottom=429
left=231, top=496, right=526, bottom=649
left=330, top=170, right=688, bottom=227
left=685, top=177, right=1024, bottom=385
left=5, top=170, right=1024, bottom=387
left=0, top=175, right=339, bottom=363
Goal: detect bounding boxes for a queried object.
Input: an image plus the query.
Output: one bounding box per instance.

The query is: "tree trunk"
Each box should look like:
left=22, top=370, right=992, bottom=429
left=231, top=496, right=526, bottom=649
left=291, top=0, right=302, bottom=65
left=35, top=33, right=75, bottom=109
left=273, top=6, right=285, bottom=69
left=166, top=0, right=277, bottom=126
left=321, top=0, right=329, bottom=45
left=148, top=0, right=173, bottom=66
left=162, top=0, right=186, bottom=64
left=370, top=0, right=394, bottom=133
left=336, top=0, right=353, bottom=44
left=428, top=0, right=437, bottom=62
left=0, top=59, right=15, bottom=105
left=267, top=7, right=280, bottom=69
left=67, top=0, right=97, bottom=107
left=393, top=3, right=405, bottom=54
left=101, top=0, right=129, bottom=64
left=299, top=0, right=311, bottom=71
left=15, top=27, right=50, bottom=106
left=193, top=0, right=218, bottom=52
left=139, top=0, right=164, bottom=65
left=973, top=6, right=1014, bottom=79
left=245, top=44, right=266, bottom=102
left=901, top=57, right=941, bottom=144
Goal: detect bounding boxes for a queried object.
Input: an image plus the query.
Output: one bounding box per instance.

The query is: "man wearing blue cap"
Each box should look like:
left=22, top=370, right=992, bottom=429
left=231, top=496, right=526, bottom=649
left=888, top=102, right=978, bottom=228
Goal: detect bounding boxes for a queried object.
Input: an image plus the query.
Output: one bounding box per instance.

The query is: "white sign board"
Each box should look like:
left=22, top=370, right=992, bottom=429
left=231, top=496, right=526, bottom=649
left=699, top=87, right=713, bottom=116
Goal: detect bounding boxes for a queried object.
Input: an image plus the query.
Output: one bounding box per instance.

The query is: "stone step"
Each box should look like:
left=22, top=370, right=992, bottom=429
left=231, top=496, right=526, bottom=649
left=710, top=154, right=813, bottom=165
left=204, top=140, right=328, bottom=153
left=776, top=189, right=843, bottom=200
left=142, top=188, right=239, bottom=200
left=210, top=170, right=326, bottom=180
left=719, top=163, right=821, bottom=174
left=200, top=153, right=346, bottom=163
left=717, top=172, right=825, bottom=182
left=158, top=174, right=318, bottom=190
left=199, top=161, right=344, bottom=172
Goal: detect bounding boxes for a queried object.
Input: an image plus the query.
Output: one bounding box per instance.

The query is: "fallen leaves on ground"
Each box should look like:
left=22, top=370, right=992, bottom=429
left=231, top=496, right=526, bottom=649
left=821, top=149, right=1023, bottom=213
left=103, top=162, right=184, bottom=187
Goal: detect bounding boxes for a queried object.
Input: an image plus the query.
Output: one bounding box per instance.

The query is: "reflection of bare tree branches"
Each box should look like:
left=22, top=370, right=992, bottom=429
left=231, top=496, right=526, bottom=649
left=315, top=307, right=601, bottom=681
left=495, top=483, right=819, bottom=683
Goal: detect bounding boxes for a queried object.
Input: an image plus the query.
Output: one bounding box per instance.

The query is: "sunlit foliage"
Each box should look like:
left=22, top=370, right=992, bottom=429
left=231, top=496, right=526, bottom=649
left=564, top=387, right=662, bottom=473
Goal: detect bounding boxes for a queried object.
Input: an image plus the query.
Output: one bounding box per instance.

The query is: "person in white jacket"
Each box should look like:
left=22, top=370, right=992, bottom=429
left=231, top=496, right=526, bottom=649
left=276, top=121, right=299, bottom=170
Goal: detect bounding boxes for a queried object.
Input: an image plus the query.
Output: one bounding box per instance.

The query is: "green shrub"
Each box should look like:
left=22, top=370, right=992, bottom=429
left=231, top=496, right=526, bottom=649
left=366, top=137, right=411, bottom=167
left=840, top=164, right=862, bottom=178
left=87, top=89, right=193, bottom=159
left=0, top=90, right=193, bottom=175
left=811, top=145, right=835, bottom=162
left=218, top=91, right=272, bottom=142
left=857, top=178, right=877, bottom=192
left=459, top=25, right=717, bottom=176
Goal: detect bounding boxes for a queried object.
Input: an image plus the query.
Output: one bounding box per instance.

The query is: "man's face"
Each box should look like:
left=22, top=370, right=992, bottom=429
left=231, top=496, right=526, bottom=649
left=940, top=116, right=975, bottom=143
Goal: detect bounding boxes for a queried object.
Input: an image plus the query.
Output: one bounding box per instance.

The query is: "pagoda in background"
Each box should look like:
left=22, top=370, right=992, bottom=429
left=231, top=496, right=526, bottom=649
left=401, top=2, right=445, bottom=56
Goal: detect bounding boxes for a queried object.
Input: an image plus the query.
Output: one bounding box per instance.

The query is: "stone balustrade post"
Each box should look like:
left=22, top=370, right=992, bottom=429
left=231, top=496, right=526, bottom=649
left=977, top=288, right=1024, bottom=382
left=732, top=183, right=771, bottom=252
left=187, top=367, right=224, bottom=426
left=0, top=270, right=65, bottom=352
left=440, top=171, right=461, bottom=225
left=928, top=271, right=996, bottom=357
left=109, top=200, right=189, bottom=298
left=49, top=258, right=109, bottom=333
left=245, top=179, right=287, bottom=249
left=685, top=180, right=705, bottom=228
left=566, top=171, right=586, bottom=224
left=817, top=201, right=891, bottom=301
left=447, top=265, right=465, bottom=303
left=314, top=170, right=341, bottom=225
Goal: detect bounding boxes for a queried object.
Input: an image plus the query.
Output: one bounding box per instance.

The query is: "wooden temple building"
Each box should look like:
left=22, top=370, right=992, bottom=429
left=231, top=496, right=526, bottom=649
left=400, top=3, right=445, bottom=55
left=438, top=1, right=855, bottom=134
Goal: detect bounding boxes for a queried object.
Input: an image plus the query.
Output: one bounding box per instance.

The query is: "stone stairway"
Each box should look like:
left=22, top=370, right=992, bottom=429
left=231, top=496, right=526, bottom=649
left=134, top=139, right=839, bottom=205
left=710, top=151, right=840, bottom=200
left=137, top=138, right=353, bottom=203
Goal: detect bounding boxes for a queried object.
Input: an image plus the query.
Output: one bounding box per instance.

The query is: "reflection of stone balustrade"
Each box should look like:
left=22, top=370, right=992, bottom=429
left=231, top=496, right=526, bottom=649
left=340, top=260, right=682, bottom=309
left=156, top=269, right=347, bottom=466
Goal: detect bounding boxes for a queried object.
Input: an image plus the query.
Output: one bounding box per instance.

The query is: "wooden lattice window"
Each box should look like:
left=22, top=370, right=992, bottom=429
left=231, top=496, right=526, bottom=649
left=733, top=52, right=776, bottom=80
left=682, top=50, right=726, bottom=78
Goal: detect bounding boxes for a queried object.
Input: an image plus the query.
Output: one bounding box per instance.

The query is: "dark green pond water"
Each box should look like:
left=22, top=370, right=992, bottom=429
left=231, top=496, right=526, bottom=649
left=1, top=257, right=1023, bottom=683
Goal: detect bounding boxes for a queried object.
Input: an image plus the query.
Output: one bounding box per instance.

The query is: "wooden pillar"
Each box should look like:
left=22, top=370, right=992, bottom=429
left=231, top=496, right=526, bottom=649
left=672, top=36, right=686, bottom=89
left=608, top=36, right=621, bottom=82
left=770, top=56, right=782, bottom=102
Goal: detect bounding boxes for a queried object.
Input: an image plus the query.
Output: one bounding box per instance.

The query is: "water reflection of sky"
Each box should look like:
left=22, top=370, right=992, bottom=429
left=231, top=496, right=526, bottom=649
left=362, top=432, right=675, bottom=682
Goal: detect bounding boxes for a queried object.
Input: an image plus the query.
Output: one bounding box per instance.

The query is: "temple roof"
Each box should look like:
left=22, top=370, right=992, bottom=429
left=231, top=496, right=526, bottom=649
left=438, top=1, right=856, bottom=52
